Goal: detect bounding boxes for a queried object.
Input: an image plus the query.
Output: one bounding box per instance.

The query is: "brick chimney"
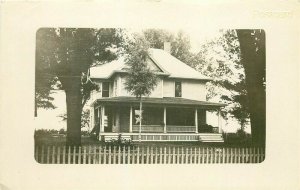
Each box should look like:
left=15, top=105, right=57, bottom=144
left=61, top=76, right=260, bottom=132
left=164, top=42, right=171, bottom=54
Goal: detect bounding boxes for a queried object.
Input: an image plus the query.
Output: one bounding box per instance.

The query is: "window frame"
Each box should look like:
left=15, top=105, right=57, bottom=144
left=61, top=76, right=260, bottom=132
left=175, top=81, right=182, bottom=97
left=102, top=82, right=110, bottom=97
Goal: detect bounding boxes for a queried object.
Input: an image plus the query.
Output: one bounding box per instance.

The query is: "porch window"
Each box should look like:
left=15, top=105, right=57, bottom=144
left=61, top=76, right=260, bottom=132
left=102, top=82, right=109, bottom=97
left=133, top=107, right=164, bottom=125
left=175, top=81, right=182, bottom=97
left=166, top=108, right=194, bottom=126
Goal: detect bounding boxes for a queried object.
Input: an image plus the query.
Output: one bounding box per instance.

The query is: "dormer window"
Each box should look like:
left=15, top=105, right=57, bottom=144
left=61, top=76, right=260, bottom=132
left=175, top=81, right=182, bottom=97
left=102, top=82, right=109, bottom=97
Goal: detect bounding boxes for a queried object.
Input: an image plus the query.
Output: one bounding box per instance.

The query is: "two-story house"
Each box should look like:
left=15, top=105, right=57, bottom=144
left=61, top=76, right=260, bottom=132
left=88, top=43, right=225, bottom=142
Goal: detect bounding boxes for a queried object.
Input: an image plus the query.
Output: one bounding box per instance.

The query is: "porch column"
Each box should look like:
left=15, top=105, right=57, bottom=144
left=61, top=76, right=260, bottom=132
left=218, top=109, right=222, bottom=133
left=195, top=108, right=198, bottom=133
left=100, top=106, right=105, bottom=133
left=129, top=106, right=133, bottom=133
left=163, top=107, right=167, bottom=133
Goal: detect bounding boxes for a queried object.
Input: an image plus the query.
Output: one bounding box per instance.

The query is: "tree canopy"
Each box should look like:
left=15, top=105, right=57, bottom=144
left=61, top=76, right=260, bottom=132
left=124, top=35, right=158, bottom=141
left=36, top=28, right=124, bottom=146
left=124, top=36, right=158, bottom=98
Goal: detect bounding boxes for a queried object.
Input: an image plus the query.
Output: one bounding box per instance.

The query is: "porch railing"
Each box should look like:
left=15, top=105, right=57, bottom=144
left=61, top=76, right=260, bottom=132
left=131, top=133, right=199, bottom=141
left=166, top=125, right=196, bottom=133
left=132, top=125, right=164, bottom=133
left=132, top=125, right=197, bottom=133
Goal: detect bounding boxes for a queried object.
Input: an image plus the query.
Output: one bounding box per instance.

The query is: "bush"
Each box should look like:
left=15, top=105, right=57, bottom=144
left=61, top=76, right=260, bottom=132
left=105, top=134, right=133, bottom=148
left=223, top=130, right=252, bottom=145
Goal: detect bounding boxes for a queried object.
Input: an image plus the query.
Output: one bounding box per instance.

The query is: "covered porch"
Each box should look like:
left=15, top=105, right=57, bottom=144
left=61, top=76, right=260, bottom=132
left=90, top=97, right=225, bottom=142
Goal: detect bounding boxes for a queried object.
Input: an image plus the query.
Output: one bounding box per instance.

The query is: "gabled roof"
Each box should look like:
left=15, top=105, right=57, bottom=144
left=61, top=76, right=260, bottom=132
left=90, top=48, right=211, bottom=81
left=149, top=49, right=211, bottom=80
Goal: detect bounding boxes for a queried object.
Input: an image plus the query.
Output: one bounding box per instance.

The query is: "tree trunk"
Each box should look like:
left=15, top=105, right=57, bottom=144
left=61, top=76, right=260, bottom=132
left=65, top=77, right=82, bottom=147
left=139, top=98, right=142, bottom=142
left=236, top=30, right=266, bottom=146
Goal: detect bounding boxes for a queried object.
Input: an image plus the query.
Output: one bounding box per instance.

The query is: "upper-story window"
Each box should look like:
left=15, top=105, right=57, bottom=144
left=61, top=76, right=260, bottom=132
left=102, top=82, right=109, bottom=97
left=114, top=79, right=118, bottom=97
left=175, top=81, right=182, bottom=97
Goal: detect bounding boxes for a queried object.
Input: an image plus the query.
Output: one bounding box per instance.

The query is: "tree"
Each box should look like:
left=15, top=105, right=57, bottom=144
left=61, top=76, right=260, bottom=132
left=143, top=29, right=193, bottom=64
left=124, top=36, right=158, bottom=141
left=58, top=109, right=91, bottom=131
left=236, top=29, right=266, bottom=146
left=36, top=28, right=123, bottom=146
left=190, top=30, right=249, bottom=127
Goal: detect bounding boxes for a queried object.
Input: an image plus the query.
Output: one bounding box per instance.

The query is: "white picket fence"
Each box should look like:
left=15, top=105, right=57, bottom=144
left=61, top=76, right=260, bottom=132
left=34, top=145, right=265, bottom=164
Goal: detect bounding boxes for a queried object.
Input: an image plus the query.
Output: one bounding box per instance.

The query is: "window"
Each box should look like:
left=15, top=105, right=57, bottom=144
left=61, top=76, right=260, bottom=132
left=102, top=82, right=109, bottom=97
left=114, top=79, right=117, bottom=96
left=175, top=81, right=182, bottom=97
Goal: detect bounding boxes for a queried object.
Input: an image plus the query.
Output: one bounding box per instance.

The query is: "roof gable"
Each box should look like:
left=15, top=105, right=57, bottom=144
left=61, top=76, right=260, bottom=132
left=149, top=48, right=211, bottom=80
left=90, top=48, right=211, bottom=81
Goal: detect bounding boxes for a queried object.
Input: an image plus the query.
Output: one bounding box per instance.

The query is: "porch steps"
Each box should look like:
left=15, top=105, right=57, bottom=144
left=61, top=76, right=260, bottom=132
left=199, top=134, right=224, bottom=143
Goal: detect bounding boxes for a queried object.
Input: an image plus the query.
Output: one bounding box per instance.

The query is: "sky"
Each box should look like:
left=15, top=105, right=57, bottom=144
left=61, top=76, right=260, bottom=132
left=34, top=28, right=251, bottom=134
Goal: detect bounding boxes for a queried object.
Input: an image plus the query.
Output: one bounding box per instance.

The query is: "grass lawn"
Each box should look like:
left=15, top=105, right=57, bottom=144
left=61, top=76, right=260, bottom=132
left=35, top=135, right=252, bottom=148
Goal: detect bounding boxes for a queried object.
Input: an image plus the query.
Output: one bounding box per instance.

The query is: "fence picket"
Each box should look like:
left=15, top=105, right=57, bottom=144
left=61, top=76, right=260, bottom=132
left=88, top=146, right=92, bottom=164
left=46, top=146, right=50, bottom=164
left=196, top=147, right=199, bottom=164
left=41, top=146, right=45, bottom=164
left=132, top=146, right=135, bottom=164
left=93, top=146, right=96, bottom=164
left=185, top=147, right=188, bottom=164
left=78, top=147, right=81, bottom=164
left=127, top=146, right=131, bottom=164
left=108, top=146, right=111, bottom=164
left=103, top=146, right=107, bottom=164
left=218, top=148, right=221, bottom=164
left=175, top=147, right=178, bottom=164
left=150, top=147, right=153, bottom=164
left=62, top=146, right=65, bottom=164
left=238, top=148, right=240, bottom=163
left=113, top=146, right=116, bottom=164
left=118, top=146, right=121, bottom=164
left=67, top=146, right=70, bottom=164
left=52, top=146, right=55, bottom=164
left=222, top=148, right=225, bottom=164
left=99, top=146, right=102, bottom=164
left=57, top=146, right=60, bottom=164
left=164, top=147, right=167, bottom=164
left=257, top=147, right=260, bottom=163
left=159, top=147, right=162, bottom=164
left=154, top=147, right=157, bottom=164
left=261, top=147, right=265, bottom=162
left=213, top=147, right=216, bottom=163
left=83, top=146, right=86, bottom=164
left=35, top=146, right=38, bottom=162
left=168, top=147, right=171, bottom=164
left=72, top=146, right=76, bottom=164
left=137, top=146, right=140, bottom=164
left=241, top=148, right=244, bottom=163
left=123, top=146, right=126, bottom=164
left=146, top=147, right=149, bottom=164
left=172, top=147, right=175, bottom=164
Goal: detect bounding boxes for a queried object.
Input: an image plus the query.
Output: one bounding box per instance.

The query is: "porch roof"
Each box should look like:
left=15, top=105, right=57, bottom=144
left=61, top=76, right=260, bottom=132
left=94, top=97, right=226, bottom=109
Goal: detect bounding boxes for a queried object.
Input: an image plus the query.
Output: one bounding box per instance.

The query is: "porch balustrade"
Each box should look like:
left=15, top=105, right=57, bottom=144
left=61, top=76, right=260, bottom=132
left=166, top=125, right=196, bottom=133
left=132, top=125, right=164, bottom=133
left=132, top=125, right=197, bottom=133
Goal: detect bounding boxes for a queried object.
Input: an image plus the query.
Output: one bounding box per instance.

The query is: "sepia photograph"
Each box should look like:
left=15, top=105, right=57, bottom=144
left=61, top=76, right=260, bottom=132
left=34, top=28, right=265, bottom=164
left=1, top=1, right=299, bottom=189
